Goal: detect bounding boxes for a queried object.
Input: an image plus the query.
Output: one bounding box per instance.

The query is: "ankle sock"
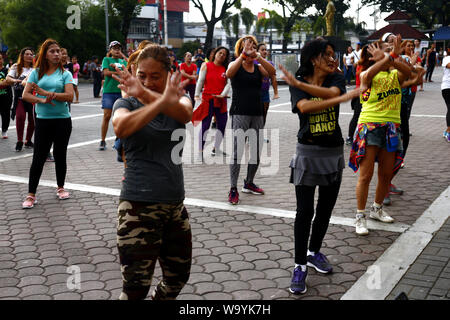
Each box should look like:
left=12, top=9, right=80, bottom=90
left=295, top=264, right=307, bottom=272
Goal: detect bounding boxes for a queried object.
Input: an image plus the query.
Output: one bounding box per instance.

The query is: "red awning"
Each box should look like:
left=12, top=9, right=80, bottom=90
left=145, top=0, right=189, bottom=12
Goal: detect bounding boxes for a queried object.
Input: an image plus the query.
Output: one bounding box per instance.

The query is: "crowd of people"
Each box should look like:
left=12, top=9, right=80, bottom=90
left=0, top=32, right=448, bottom=300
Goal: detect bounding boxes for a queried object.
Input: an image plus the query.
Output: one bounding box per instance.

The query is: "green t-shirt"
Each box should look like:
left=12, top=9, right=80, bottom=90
left=27, top=68, right=73, bottom=119
left=101, top=57, right=127, bottom=93
left=359, top=69, right=401, bottom=124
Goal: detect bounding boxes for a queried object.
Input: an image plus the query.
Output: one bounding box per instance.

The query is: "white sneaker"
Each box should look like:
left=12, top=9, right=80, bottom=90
left=355, top=214, right=369, bottom=235
left=1, top=131, right=7, bottom=139
left=369, top=205, right=395, bottom=223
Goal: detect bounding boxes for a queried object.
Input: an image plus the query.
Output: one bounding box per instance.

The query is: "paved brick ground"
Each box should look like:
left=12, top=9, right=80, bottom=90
left=0, top=68, right=449, bottom=300
left=388, top=217, right=450, bottom=300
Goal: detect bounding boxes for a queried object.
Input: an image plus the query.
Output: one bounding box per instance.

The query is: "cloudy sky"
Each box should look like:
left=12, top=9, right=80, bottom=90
left=184, top=0, right=390, bottom=31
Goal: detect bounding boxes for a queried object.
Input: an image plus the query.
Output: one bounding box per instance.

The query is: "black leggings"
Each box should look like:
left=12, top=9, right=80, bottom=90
left=29, top=118, right=72, bottom=194
left=425, top=63, right=435, bottom=81
left=348, top=97, right=362, bottom=139
left=400, top=99, right=410, bottom=159
left=0, top=94, right=12, bottom=132
left=442, top=89, right=450, bottom=127
left=294, top=176, right=342, bottom=265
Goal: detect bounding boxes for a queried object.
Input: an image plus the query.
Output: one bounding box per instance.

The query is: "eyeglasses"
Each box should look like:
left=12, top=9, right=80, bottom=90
left=322, top=53, right=337, bottom=61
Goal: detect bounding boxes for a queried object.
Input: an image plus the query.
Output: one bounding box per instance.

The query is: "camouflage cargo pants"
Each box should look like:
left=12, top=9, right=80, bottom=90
left=117, top=200, right=192, bottom=300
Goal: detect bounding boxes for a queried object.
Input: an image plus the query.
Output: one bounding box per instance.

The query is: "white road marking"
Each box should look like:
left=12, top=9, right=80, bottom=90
left=341, top=186, right=450, bottom=300
left=7, top=114, right=103, bottom=131
left=0, top=173, right=410, bottom=233
left=0, top=136, right=116, bottom=163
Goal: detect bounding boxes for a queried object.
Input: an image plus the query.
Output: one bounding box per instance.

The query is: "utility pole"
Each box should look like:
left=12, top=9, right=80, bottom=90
left=105, top=0, right=110, bottom=51
left=163, top=0, right=168, bottom=46
left=356, top=3, right=361, bottom=25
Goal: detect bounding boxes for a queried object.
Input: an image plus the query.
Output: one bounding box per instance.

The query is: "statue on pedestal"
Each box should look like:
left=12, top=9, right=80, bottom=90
left=325, top=0, right=336, bottom=36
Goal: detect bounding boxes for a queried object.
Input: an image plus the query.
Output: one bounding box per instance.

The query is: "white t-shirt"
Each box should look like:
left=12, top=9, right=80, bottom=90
left=7, top=64, right=33, bottom=80
left=441, top=56, right=450, bottom=90
left=352, top=49, right=362, bottom=64
left=343, top=53, right=353, bottom=66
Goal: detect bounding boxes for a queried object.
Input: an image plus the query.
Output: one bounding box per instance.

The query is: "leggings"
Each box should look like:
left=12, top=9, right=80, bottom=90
left=117, top=201, right=192, bottom=300
left=400, top=99, right=410, bottom=159
left=199, top=100, right=228, bottom=151
left=348, top=97, right=362, bottom=140
left=230, top=114, right=264, bottom=188
left=294, top=176, right=341, bottom=265
left=425, top=63, right=435, bottom=81
left=16, top=100, right=35, bottom=142
left=185, top=84, right=195, bottom=106
left=442, top=89, right=450, bottom=127
left=0, top=94, right=12, bottom=132
left=28, top=118, right=72, bottom=194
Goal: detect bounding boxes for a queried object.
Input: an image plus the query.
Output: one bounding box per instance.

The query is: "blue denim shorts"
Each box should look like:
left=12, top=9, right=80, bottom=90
left=261, top=90, right=270, bottom=103
left=102, top=92, right=122, bottom=109
left=366, top=126, right=403, bottom=152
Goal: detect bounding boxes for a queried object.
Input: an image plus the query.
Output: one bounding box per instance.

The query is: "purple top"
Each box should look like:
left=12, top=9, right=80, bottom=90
left=255, top=60, right=274, bottom=91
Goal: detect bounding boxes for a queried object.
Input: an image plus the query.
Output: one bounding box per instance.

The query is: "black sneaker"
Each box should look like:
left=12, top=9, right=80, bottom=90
left=15, top=141, right=23, bottom=152
left=99, top=140, right=106, bottom=151
left=24, top=141, right=34, bottom=148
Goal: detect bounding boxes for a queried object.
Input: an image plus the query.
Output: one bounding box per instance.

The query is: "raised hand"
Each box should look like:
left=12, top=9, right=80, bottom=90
left=243, top=39, right=257, bottom=58
left=279, top=64, right=299, bottom=87
left=368, top=42, right=386, bottom=62
left=392, top=34, right=405, bottom=57
left=161, top=71, right=189, bottom=107
left=112, top=64, right=146, bottom=99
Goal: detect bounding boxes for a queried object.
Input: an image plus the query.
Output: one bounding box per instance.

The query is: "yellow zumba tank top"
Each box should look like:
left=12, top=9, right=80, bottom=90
left=358, top=69, right=401, bottom=124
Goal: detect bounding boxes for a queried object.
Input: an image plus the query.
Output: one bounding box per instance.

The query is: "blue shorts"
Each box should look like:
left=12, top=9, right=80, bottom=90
left=261, top=90, right=270, bottom=103
left=366, top=126, right=403, bottom=152
left=102, top=92, right=122, bottom=109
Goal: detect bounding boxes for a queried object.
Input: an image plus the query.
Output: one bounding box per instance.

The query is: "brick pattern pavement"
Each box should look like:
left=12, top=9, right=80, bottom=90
left=388, top=217, right=450, bottom=300
left=0, top=183, right=399, bottom=300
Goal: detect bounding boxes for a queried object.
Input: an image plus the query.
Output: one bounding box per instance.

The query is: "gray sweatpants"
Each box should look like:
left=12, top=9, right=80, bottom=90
left=230, top=114, right=264, bottom=188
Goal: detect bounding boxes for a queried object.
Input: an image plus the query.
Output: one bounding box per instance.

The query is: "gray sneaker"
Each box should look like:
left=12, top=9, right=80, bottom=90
left=369, top=205, right=394, bottom=223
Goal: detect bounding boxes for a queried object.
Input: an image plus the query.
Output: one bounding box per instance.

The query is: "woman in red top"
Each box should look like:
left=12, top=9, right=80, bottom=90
left=193, top=46, right=231, bottom=158
left=180, top=52, right=197, bottom=104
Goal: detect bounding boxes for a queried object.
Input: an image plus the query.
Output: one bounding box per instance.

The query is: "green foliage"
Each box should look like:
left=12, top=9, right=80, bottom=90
left=240, top=8, right=255, bottom=34
left=0, top=0, right=129, bottom=66
left=110, top=0, right=145, bottom=40
left=312, top=0, right=351, bottom=38
left=361, top=0, right=449, bottom=29
left=177, top=40, right=201, bottom=61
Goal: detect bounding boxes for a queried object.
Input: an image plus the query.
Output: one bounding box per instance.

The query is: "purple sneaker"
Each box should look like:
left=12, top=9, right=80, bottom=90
left=289, top=267, right=307, bottom=294
left=242, top=180, right=264, bottom=195
left=307, top=252, right=333, bottom=274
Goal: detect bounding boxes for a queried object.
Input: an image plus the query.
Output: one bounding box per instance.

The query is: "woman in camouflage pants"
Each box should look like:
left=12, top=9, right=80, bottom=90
left=111, top=44, right=193, bottom=300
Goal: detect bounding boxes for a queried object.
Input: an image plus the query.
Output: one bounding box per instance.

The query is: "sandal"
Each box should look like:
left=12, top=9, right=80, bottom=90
left=57, top=187, right=70, bottom=200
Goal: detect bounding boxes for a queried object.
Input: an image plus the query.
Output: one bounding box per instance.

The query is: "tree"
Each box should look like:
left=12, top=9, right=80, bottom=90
left=361, top=0, right=449, bottom=29
left=222, top=7, right=255, bottom=42
left=0, top=0, right=72, bottom=51
left=258, top=1, right=315, bottom=52
left=190, top=0, right=241, bottom=52
left=0, top=0, right=123, bottom=66
left=109, top=0, right=145, bottom=42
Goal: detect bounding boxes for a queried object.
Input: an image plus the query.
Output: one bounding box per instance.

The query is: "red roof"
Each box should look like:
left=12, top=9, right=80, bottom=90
left=367, top=24, right=428, bottom=40
left=384, top=10, right=411, bottom=21
left=145, top=0, right=189, bottom=13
